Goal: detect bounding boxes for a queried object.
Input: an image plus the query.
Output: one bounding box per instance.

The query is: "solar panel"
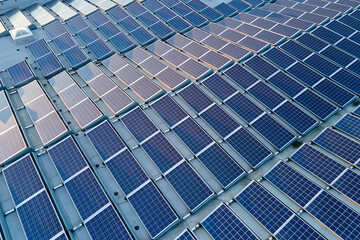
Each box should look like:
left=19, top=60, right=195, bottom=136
left=173, top=118, right=213, bottom=154
left=3, top=155, right=43, bottom=205
left=141, top=132, right=183, bottom=173
left=121, top=108, right=158, bottom=143
left=313, top=128, right=360, bottom=167
left=197, top=143, right=245, bottom=188
left=354, top=106, right=360, bottom=117
left=224, top=64, right=259, bottom=89
left=235, top=181, right=293, bottom=234
left=44, top=20, right=66, bottom=38
left=17, top=191, right=65, bottom=240
left=245, top=56, right=278, bottom=79
left=87, top=121, right=126, bottom=161
left=268, top=72, right=305, bottom=98
left=215, top=3, right=238, bottom=17
left=248, top=82, right=285, bottom=110
left=151, top=95, right=188, bottom=127
left=295, top=89, right=338, bottom=120
left=306, top=190, right=360, bottom=240
left=263, top=48, right=296, bottom=69
left=176, top=229, right=196, bottom=240
left=165, top=161, right=213, bottom=211
left=201, top=203, right=259, bottom=240
left=7, top=60, right=35, bottom=86
left=331, top=69, right=360, bottom=96
left=274, top=101, right=318, bottom=135
left=290, top=144, right=346, bottom=184
left=226, top=127, right=273, bottom=168
left=85, top=205, right=132, bottom=240
left=332, top=169, right=360, bottom=206
left=130, top=77, right=163, bottom=102
left=265, top=161, right=322, bottom=207
left=202, top=74, right=237, bottom=101
left=334, top=113, right=360, bottom=138
left=226, top=93, right=264, bottom=123
left=252, top=114, right=297, bottom=150
left=287, top=62, right=323, bottom=87
left=53, top=33, right=76, bottom=52
left=275, top=215, right=325, bottom=240
left=128, top=181, right=178, bottom=239
left=280, top=40, right=312, bottom=61
left=65, top=168, right=109, bottom=220
left=107, top=149, right=149, bottom=195
left=178, top=84, right=213, bottom=113
left=47, top=136, right=88, bottom=181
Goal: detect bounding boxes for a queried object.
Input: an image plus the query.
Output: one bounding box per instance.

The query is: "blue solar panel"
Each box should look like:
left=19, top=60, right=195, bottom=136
left=130, top=27, right=155, bottom=46
left=229, top=0, right=251, bottom=11
left=313, top=128, right=360, bottom=167
left=149, top=21, right=174, bottom=39
left=141, top=132, right=183, bottom=173
left=226, top=93, right=264, bottom=123
left=280, top=41, right=312, bottom=61
left=17, top=191, right=64, bottom=240
left=67, top=15, right=89, bottom=33
left=53, top=33, right=76, bottom=52
left=173, top=118, right=213, bottom=154
left=156, top=7, right=176, bottom=21
left=151, top=95, right=188, bottom=127
left=304, top=53, right=339, bottom=76
left=166, top=161, right=213, bottom=211
left=336, top=38, right=360, bottom=59
left=287, top=62, right=322, bottom=87
left=168, top=16, right=192, bottom=33
left=245, top=56, right=278, bottom=79
left=226, top=127, right=272, bottom=168
left=224, top=64, right=259, bottom=89
left=248, top=82, right=285, bottom=110
left=331, top=69, right=360, bottom=95
left=35, top=53, right=63, bottom=77
left=27, top=39, right=50, bottom=59
left=99, top=22, right=119, bottom=38
left=121, top=108, right=158, bottom=143
left=108, top=6, right=128, bottom=21
left=313, top=80, right=356, bottom=108
left=200, top=7, right=224, bottom=22
left=65, top=168, right=109, bottom=220
left=126, top=2, right=147, bottom=16
left=236, top=181, right=293, bottom=234
left=320, top=46, right=355, bottom=68
left=87, top=121, right=126, bottom=160
left=263, top=48, right=296, bottom=69
left=109, top=33, right=136, bottom=52
left=106, top=149, right=148, bottom=195
left=85, top=205, right=131, bottom=240
left=48, top=137, right=88, bottom=181
left=306, top=190, right=360, bottom=240
left=297, top=33, right=327, bottom=52
left=202, top=74, right=237, bottom=101
left=128, top=182, right=178, bottom=239
left=252, top=114, right=296, bottom=150
left=43, top=20, right=66, bottom=38
left=7, top=60, right=34, bottom=86
left=197, top=144, right=245, bottom=188
left=295, top=90, right=338, bottom=120
left=119, top=17, right=140, bottom=32
left=290, top=144, right=346, bottom=184
left=275, top=215, right=325, bottom=240
left=63, top=46, right=89, bottom=68
left=176, top=229, right=196, bottom=240
left=274, top=101, right=318, bottom=135
left=339, top=15, right=360, bottom=31
left=215, top=3, right=238, bottom=17
left=265, top=161, right=321, bottom=207
left=88, top=39, right=113, bottom=60
left=77, top=28, right=99, bottom=45
left=354, top=106, right=360, bottom=116
left=88, top=11, right=109, bottom=26
left=202, top=204, right=258, bottom=240
left=332, top=169, right=360, bottom=206
left=184, top=11, right=208, bottom=27
left=268, top=72, right=304, bottom=98
left=326, top=21, right=354, bottom=37
left=4, top=155, right=43, bottom=205
left=201, top=105, right=240, bottom=138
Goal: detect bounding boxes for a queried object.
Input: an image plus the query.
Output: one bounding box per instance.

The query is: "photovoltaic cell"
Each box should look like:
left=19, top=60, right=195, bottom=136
left=224, top=64, right=259, bottom=89
left=268, top=72, right=304, bottom=98
left=166, top=161, right=213, bottom=211
left=313, top=80, right=355, bottom=108
left=202, top=74, right=237, bottom=101
left=4, top=155, right=43, bottom=205
left=263, top=48, right=296, bottom=69
left=235, top=181, right=293, bottom=234
left=178, top=84, right=213, bottom=113
left=128, top=182, right=178, bottom=239
left=121, top=108, right=158, bottom=143
left=142, top=132, right=183, bottom=173
left=274, top=101, right=318, bottom=135
left=87, top=121, right=126, bottom=160
left=332, top=169, right=360, bottom=206
left=197, top=144, right=245, bottom=188
left=106, top=149, right=148, bottom=195
left=201, top=204, right=259, bottom=240
left=306, top=190, right=360, bottom=240
left=47, top=137, right=88, bottom=181
left=265, top=161, right=321, bottom=207
left=7, top=60, right=34, bottom=86
left=335, top=114, right=360, bottom=140
left=226, top=93, right=264, bottom=123
left=248, top=82, right=285, bottom=110
left=65, top=168, right=109, bottom=220
left=313, top=128, right=360, bottom=167
left=226, top=127, right=273, bottom=168
left=85, top=205, right=131, bottom=240
left=151, top=95, right=188, bottom=127
left=287, top=62, right=322, bottom=87
left=252, top=114, right=296, bottom=150
left=176, top=229, right=196, bottom=240
left=173, top=118, right=213, bottom=154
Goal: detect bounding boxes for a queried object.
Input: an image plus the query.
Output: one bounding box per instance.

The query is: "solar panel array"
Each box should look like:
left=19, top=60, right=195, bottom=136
left=1, top=0, right=360, bottom=239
